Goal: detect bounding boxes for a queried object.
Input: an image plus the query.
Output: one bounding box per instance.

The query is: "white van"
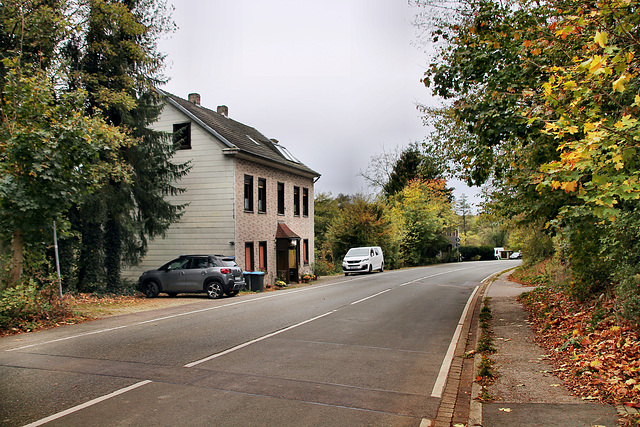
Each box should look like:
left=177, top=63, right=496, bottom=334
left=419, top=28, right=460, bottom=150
left=342, top=246, right=384, bottom=276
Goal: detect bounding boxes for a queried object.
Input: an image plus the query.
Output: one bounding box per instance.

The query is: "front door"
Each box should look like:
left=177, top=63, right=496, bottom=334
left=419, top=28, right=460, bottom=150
left=288, top=246, right=299, bottom=283
left=276, top=238, right=299, bottom=283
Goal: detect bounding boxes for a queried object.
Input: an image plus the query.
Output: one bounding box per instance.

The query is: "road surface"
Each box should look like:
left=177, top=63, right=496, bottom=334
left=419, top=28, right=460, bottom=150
left=0, top=260, right=516, bottom=426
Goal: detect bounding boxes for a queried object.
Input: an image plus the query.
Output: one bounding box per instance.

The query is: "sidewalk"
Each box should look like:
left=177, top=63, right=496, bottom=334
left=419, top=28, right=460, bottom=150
left=468, top=272, right=620, bottom=426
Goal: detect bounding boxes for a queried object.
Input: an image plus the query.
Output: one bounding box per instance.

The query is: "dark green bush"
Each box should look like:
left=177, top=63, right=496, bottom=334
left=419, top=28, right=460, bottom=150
left=460, top=245, right=494, bottom=261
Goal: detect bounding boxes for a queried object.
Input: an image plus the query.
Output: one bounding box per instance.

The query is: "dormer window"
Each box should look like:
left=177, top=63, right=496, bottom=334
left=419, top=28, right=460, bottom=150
left=173, top=123, right=191, bottom=149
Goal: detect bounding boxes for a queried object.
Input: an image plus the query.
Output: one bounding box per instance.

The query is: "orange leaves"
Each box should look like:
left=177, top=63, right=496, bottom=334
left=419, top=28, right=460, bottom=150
left=550, top=180, right=579, bottom=193
left=519, top=286, right=640, bottom=407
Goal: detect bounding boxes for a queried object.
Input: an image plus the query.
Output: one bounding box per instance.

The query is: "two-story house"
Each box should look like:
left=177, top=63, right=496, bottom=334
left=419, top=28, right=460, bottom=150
left=124, top=91, right=320, bottom=286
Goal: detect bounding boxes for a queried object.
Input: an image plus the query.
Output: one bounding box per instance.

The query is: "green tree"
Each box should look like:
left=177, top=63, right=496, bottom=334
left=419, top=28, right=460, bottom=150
left=456, top=193, right=472, bottom=236
left=325, top=195, right=399, bottom=269
left=0, top=1, right=132, bottom=286
left=314, top=192, right=342, bottom=251
left=533, top=2, right=640, bottom=219
left=416, top=0, right=640, bottom=317
left=61, top=0, right=189, bottom=292
left=390, top=179, right=457, bottom=265
left=361, top=142, right=450, bottom=199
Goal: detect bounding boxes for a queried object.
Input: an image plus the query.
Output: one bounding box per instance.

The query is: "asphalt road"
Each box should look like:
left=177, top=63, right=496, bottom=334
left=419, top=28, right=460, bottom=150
left=0, top=260, right=515, bottom=426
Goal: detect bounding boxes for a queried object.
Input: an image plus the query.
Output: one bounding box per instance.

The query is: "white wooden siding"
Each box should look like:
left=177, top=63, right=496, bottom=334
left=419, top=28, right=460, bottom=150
left=122, top=104, right=237, bottom=280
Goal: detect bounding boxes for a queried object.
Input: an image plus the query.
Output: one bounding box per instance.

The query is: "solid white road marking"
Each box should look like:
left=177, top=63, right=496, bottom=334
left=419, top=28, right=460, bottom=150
left=23, top=380, right=152, bottom=427
left=431, top=284, right=480, bottom=398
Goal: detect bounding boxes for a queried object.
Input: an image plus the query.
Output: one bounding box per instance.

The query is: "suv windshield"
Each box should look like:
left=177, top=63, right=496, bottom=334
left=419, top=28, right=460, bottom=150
left=346, top=248, right=369, bottom=257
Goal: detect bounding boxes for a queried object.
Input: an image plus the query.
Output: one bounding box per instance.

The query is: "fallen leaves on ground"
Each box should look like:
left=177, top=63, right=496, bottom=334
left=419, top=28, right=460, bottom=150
left=0, top=293, right=197, bottom=337
left=517, top=285, right=640, bottom=409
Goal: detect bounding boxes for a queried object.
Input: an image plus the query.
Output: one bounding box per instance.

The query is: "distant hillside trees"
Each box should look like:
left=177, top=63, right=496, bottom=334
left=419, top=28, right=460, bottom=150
left=315, top=144, right=459, bottom=273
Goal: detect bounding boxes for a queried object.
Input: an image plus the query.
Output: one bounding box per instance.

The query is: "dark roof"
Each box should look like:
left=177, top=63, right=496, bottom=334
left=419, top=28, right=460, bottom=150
left=276, top=222, right=300, bottom=239
left=160, top=90, right=320, bottom=178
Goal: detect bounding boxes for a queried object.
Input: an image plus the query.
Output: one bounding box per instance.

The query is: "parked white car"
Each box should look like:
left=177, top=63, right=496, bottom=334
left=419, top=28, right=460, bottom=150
left=342, top=246, right=384, bottom=276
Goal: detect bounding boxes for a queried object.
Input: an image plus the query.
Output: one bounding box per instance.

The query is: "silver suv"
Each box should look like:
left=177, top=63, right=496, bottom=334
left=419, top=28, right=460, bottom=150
left=137, top=255, right=245, bottom=299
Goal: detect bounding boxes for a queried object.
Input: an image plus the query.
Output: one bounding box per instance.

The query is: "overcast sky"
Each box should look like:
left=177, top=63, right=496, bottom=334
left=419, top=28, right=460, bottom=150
left=157, top=0, right=481, bottom=208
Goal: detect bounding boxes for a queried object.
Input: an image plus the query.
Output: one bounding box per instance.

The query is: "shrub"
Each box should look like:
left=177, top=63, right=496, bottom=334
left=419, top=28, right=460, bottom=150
left=520, top=226, right=554, bottom=267
left=460, top=245, right=494, bottom=261
left=0, top=279, right=66, bottom=333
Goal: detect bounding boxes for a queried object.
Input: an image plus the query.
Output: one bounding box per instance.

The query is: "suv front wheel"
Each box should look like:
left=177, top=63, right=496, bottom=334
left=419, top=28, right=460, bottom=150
left=206, top=281, right=224, bottom=299
left=143, top=281, right=160, bottom=298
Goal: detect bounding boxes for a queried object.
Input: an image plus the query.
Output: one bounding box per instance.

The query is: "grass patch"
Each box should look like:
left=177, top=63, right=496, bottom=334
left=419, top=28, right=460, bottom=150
left=475, top=297, right=497, bottom=401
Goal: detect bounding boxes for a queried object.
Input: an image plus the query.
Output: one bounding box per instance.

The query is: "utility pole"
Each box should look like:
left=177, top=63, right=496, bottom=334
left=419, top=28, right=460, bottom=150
left=53, top=221, right=62, bottom=299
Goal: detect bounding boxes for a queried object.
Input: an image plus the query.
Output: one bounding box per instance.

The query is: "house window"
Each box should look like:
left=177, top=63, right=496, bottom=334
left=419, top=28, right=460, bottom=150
left=303, top=239, right=309, bottom=265
left=302, top=188, right=309, bottom=217
left=245, top=242, right=254, bottom=271
left=258, top=178, right=266, bottom=213
left=173, top=123, right=191, bottom=149
left=244, top=175, right=253, bottom=212
left=259, top=241, right=267, bottom=271
left=293, top=186, right=300, bottom=216
left=277, top=182, right=285, bottom=215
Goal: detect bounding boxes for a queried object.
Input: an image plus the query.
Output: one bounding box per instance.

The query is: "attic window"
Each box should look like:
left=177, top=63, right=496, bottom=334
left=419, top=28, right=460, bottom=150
left=246, top=135, right=260, bottom=145
left=173, top=122, right=191, bottom=149
left=274, top=144, right=300, bottom=163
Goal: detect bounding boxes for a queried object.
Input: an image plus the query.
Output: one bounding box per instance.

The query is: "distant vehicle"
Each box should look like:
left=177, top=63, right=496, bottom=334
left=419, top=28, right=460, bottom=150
left=137, top=255, right=245, bottom=299
left=494, top=247, right=505, bottom=260
left=510, top=251, right=522, bottom=259
left=342, top=246, right=384, bottom=276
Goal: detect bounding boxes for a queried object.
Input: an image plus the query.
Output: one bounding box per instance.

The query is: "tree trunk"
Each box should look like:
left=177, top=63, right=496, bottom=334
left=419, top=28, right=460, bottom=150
left=10, top=229, right=24, bottom=286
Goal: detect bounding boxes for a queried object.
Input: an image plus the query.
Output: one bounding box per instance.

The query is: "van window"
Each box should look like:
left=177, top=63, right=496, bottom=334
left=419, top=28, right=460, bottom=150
left=346, top=248, right=369, bottom=257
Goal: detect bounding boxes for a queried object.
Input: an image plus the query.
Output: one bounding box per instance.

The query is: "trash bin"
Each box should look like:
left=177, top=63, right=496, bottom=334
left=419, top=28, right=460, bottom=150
left=243, top=272, right=252, bottom=290
left=250, top=271, right=265, bottom=292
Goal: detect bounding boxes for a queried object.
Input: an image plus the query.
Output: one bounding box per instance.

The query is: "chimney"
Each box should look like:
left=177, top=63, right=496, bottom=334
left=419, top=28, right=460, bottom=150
left=188, top=93, right=201, bottom=105
left=217, top=105, right=228, bottom=117
left=270, top=139, right=279, bottom=144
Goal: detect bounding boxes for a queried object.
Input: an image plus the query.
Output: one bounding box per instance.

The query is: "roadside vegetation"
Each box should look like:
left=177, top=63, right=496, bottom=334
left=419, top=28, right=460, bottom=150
left=475, top=297, right=497, bottom=401
left=412, top=0, right=640, bottom=322
left=412, top=0, right=640, bottom=419
left=514, top=261, right=640, bottom=425
left=1, top=0, right=184, bottom=334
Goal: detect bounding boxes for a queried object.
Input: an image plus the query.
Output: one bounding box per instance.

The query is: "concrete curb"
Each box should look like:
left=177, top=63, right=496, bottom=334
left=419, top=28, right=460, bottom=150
left=431, top=274, right=497, bottom=427
left=467, top=271, right=506, bottom=427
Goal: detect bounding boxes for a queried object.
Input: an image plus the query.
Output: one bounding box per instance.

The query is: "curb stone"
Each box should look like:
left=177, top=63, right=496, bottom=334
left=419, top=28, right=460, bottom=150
left=432, top=277, right=491, bottom=426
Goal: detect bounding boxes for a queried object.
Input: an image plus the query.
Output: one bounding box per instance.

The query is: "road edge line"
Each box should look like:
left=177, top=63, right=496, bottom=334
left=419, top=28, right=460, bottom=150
left=431, top=284, right=480, bottom=398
